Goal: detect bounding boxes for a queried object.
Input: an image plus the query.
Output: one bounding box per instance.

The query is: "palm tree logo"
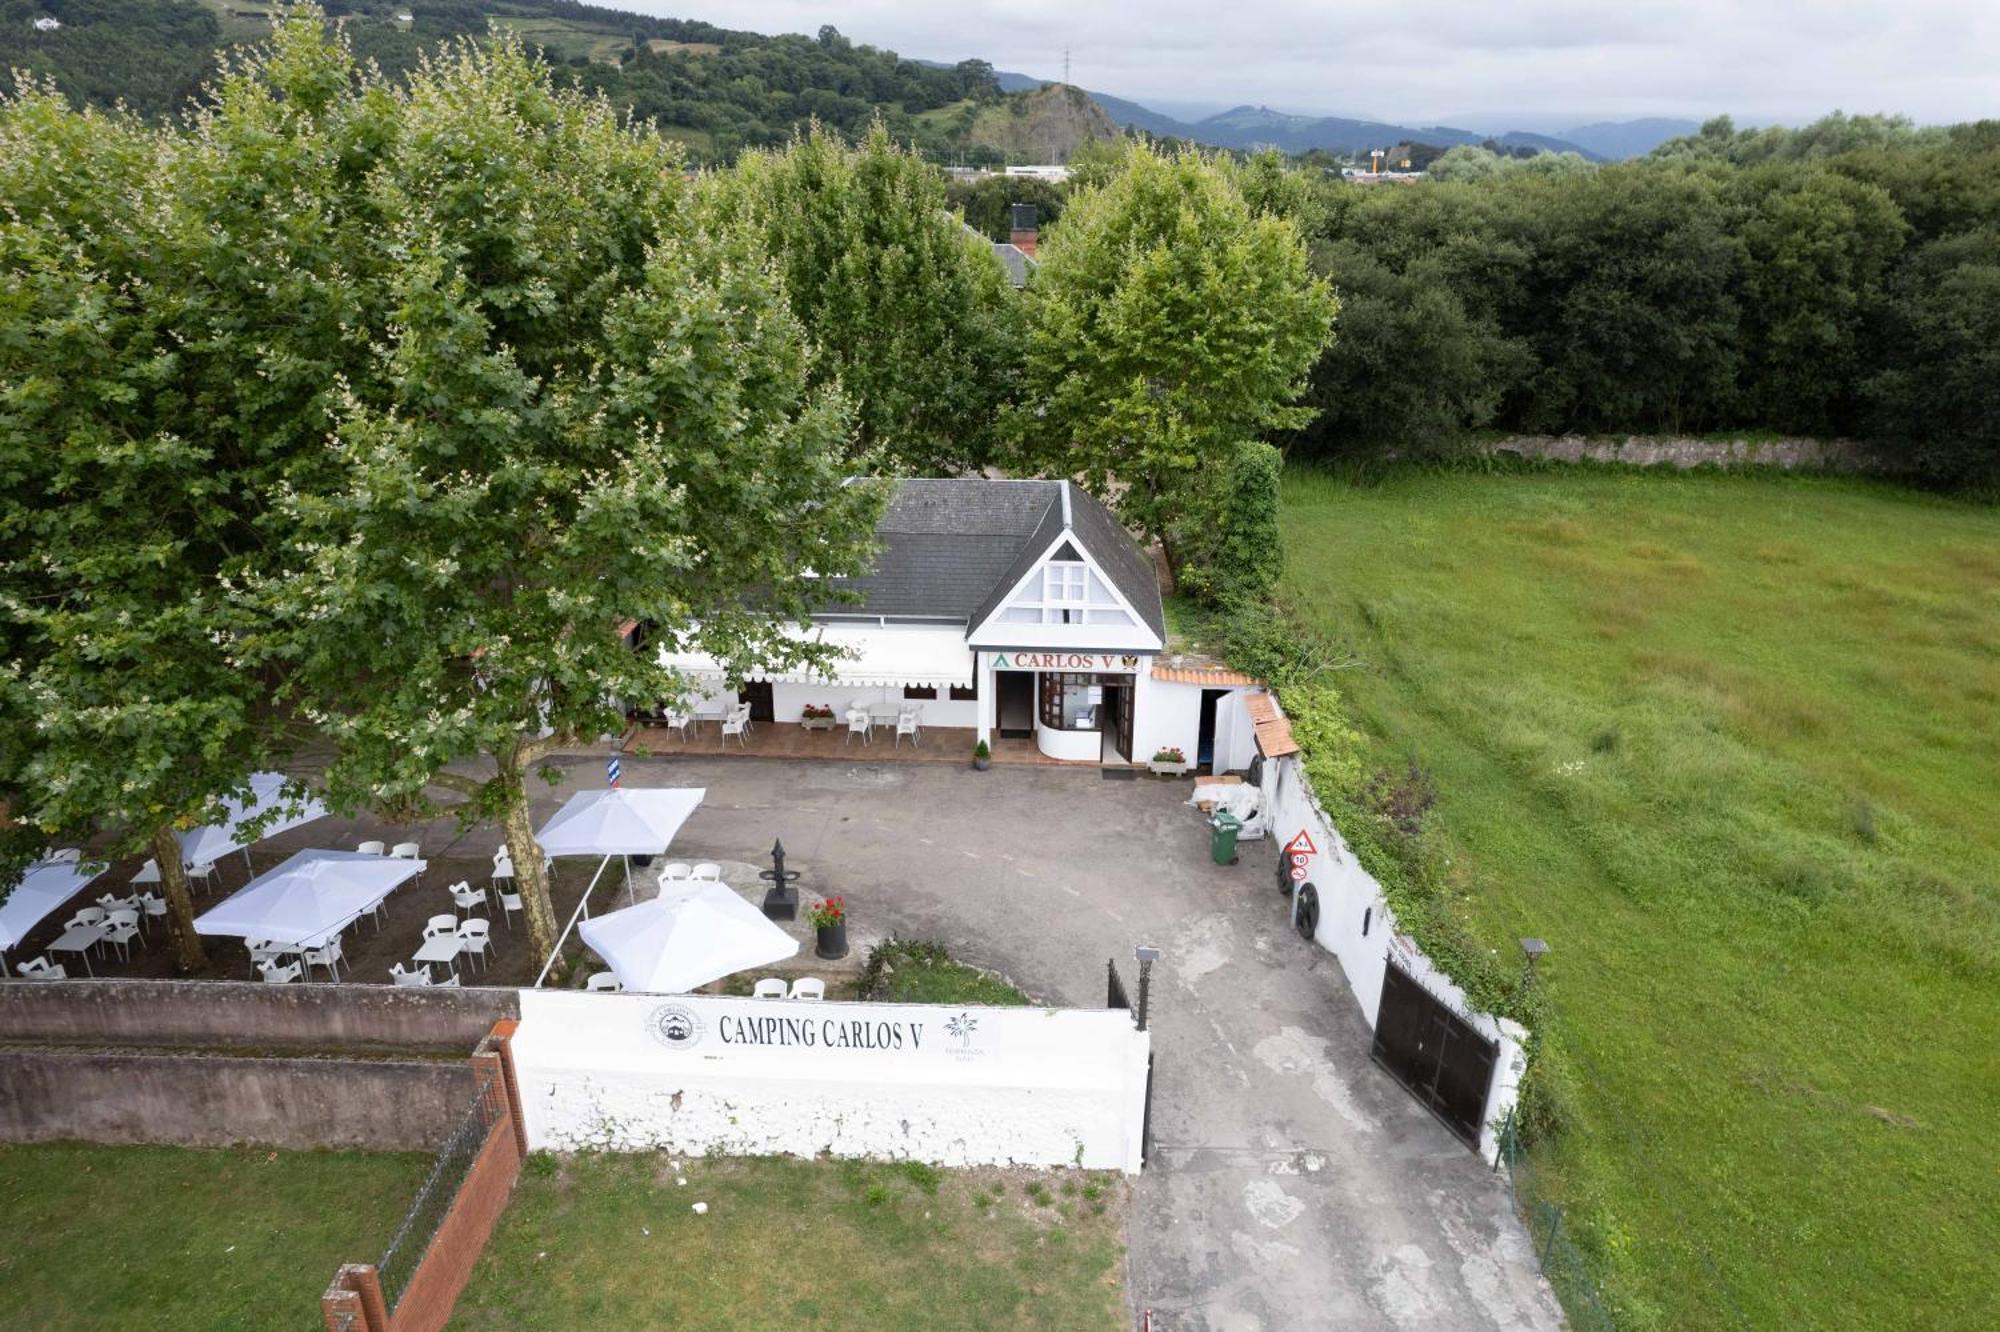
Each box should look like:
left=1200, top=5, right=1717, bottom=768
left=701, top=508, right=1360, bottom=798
left=946, top=1011, right=979, bottom=1048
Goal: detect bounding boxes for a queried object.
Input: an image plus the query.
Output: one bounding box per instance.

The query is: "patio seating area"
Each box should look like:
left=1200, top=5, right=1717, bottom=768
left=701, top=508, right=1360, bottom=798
left=628, top=720, right=1089, bottom=767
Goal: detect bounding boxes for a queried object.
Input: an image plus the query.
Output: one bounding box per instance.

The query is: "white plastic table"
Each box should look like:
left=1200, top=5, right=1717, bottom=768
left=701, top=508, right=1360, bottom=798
left=47, top=925, right=106, bottom=977
left=413, top=934, right=464, bottom=979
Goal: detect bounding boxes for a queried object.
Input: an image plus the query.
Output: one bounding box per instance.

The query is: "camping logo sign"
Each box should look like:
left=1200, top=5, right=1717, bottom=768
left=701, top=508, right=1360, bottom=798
left=650, top=1003, right=706, bottom=1050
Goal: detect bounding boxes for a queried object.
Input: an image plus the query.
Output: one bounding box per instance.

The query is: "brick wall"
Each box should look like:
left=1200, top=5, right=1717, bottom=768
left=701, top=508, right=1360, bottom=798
left=322, top=1024, right=527, bottom=1332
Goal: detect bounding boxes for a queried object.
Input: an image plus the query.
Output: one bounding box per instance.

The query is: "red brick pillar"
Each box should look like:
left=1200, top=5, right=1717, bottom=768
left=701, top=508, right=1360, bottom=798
left=479, top=1019, right=529, bottom=1157
left=322, top=1263, right=388, bottom=1332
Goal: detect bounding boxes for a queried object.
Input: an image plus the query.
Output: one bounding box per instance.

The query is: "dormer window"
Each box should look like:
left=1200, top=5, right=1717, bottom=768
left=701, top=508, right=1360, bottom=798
left=1044, top=562, right=1086, bottom=622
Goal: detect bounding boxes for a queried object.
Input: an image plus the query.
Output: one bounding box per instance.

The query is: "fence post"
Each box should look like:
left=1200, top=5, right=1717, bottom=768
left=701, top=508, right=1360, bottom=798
left=473, top=1020, right=528, bottom=1158
left=322, top=1264, right=388, bottom=1332
left=1540, top=1204, right=1564, bottom=1271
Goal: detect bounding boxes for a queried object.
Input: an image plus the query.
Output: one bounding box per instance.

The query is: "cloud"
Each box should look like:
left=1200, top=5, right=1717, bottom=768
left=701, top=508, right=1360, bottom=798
left=616, top=0, right=2000, bottom=128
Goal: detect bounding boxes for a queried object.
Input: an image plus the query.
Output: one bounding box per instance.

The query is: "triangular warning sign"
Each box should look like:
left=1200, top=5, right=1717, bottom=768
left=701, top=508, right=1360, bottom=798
left=1284, top=829, right=1319, bottom=856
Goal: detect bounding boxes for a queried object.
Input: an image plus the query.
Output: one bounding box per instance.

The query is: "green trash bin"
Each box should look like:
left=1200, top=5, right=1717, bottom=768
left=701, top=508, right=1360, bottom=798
left=1210, top=811, right=1243, bottom=866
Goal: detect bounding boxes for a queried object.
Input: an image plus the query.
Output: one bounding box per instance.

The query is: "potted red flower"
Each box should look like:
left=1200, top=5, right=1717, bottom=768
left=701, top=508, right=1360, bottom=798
left=1149, top=746, right=1191, bottom=777
left=809, top=895, right=848, bottom=959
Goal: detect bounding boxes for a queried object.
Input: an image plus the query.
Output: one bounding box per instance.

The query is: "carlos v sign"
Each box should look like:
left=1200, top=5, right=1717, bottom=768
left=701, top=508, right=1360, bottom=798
left=990, top=652, right=1141, bottom=672
left=649, top=998, right=990, bottom=1062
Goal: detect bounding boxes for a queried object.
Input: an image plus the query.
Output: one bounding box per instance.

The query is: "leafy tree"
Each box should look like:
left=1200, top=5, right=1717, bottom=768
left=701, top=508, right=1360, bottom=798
left=0, top=19, right=384, bottom=967
left=945, top=172, right=1065, bottom=242
left=1021, top=141, right=1335, bottom=581
left=702, top=121, right=1024, bottom=475
left=1866, top=229, right=2000, bottom=484
left=243, top=26, right=886, bottom=970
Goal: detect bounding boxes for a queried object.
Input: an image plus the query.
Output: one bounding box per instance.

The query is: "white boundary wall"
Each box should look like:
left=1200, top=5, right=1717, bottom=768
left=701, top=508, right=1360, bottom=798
left=512, top=990, right=1151, bottom=1173
left=1259, top=751, right=1530, bottom=1164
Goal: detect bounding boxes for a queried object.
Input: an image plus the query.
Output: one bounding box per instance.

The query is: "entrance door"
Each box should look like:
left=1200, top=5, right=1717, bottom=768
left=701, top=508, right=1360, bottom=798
left=1100, top=682, right=1134, bottom=763
left=1369, top=961, right=1499, bottom=1151
left=1196, top=688, right=1228, bottom=769
left=737, top=682, right=775, bottom=723
left=997, top=671, right=1034, bottom=738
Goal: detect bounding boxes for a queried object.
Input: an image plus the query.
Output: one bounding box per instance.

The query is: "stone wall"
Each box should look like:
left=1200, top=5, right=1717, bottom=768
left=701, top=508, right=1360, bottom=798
left=1479, top=433, right=1884, bottom=473
left=0, top=1048, right=475, bottom=1150
left=0, top=978, right=516, bottom=1052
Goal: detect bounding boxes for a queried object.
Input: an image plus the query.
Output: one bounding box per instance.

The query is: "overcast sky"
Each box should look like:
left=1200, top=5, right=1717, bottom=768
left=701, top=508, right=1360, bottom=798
left=622, top=1, right=2000, bottom=130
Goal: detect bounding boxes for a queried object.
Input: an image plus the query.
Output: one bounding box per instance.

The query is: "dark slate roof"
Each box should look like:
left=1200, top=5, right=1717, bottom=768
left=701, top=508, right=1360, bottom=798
left=992, top=243, right=1033, bottom=288
left=820, top=479, right=1165, bottom=639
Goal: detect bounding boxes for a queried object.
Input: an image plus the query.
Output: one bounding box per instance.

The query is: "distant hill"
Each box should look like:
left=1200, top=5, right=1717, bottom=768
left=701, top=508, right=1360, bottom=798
left=1559, top=118, right=1704, bottom=159
left=918, top=83, right=1119, bottom=162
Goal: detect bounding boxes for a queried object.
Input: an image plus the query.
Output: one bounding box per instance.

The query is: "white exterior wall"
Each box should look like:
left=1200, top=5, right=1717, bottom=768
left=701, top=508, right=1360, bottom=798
left=766, top=681, right=978, bottom=729
left=1132, top=674, right=1204, bottom=763
left=512, top=990, right=1152, bottom=1173
left=1258, top=747, right=1530, bottom=1165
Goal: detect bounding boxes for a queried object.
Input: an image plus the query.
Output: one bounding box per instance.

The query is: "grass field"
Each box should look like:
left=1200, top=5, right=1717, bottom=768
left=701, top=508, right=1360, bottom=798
left=0, top=1143, right=430, bottom=1330
left=448, top=1154, right=1126, bottom=1331
left=1279, top=469, right=1999, bottom=1330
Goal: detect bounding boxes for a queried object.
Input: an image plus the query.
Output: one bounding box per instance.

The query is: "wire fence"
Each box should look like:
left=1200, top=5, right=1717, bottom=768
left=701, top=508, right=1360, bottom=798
left=1495, top=1107, right=1617, bottom=1331
left=375, top=1070, right=507, bottom=1312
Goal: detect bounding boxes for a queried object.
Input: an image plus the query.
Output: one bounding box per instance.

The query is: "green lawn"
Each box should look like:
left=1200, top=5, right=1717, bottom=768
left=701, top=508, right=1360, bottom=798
left=1280, top=469, right=1999, bottom=1331
left=0, top=1143, right=431, bottom=1331
left=448, top=1154, right=1125, bottom=1331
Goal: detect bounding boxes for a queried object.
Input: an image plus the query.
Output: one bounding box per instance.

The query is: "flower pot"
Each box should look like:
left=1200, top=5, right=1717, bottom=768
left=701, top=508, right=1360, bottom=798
left=972, top=755, right=991, bottom=771
left=1148, top=760, right=1191, bottom=777
left=629, top=853, right=655, bottom=868
left=814, top=919, right=849, bottom=960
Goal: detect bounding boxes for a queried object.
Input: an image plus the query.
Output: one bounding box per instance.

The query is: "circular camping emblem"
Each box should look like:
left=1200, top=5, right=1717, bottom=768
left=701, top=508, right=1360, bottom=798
left=649, top=1003, right=705, bottom=1050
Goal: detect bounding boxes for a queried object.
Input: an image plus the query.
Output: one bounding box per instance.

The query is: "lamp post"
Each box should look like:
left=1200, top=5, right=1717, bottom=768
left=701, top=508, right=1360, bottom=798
left=1134, top=945, right=1160, bottom=1032
left=759, top=839, right=800, bottom=922
left=1518, top=937, right=1549, bottom=989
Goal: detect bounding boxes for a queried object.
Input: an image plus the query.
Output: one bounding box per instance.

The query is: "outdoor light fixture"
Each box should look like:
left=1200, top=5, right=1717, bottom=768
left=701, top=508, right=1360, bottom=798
left=1134, top=945, right=1161, bottom=964
left=1519, top=937, right=1549, bottom=965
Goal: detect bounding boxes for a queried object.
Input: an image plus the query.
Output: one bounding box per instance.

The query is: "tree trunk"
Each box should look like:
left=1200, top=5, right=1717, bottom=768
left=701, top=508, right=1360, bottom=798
left=497, top=764, right=562, bottom=980
left=149, top=824, right=207, bottom=973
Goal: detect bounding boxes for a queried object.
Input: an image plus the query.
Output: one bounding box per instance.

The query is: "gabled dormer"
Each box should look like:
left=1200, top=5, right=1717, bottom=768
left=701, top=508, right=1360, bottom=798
left=966, top=484, right=1165, bottom=653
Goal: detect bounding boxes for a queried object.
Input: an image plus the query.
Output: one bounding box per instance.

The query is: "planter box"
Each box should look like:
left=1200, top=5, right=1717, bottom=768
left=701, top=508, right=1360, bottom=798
left=1149, top=760, right=1193, bottom=777
left=799, top=717, right=839, bottom=731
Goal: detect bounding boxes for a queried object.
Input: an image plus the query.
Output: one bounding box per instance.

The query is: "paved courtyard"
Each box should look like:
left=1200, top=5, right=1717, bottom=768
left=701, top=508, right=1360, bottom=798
left=337, top=752, right=1559, bottom=1332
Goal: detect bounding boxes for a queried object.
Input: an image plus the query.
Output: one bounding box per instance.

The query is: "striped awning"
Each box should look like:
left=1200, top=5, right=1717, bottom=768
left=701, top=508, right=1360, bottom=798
left=657, top=623, right=974, bottom=690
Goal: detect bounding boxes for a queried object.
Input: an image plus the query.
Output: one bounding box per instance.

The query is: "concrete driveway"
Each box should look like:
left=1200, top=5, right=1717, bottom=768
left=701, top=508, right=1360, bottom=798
left=285, top=752, right=1562, bottom=1330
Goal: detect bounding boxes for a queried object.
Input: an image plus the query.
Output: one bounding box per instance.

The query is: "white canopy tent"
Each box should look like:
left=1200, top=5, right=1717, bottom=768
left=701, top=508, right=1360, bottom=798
left=656, top=622, right=974, bottom=691
left=531, top=786, right=707, bottom=983
left=1, top=857, right=109, bottom=972
left=193, top=850, right=424, bottom=947
left=577, top=880, right=798, bottom=994
left=134, top=771, right=329, bottom=884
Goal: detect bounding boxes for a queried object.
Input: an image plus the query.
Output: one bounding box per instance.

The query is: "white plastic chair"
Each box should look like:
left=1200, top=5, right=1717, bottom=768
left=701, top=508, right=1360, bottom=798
left=691, top=862, right=722, bottom=883
left=491, top=847, right=515, bottom=885
left=100, top=910, right=142, bottom=963
left=586, top=972, right=622, bottom=992
left=732, top=700, right=755, bottom=734
left=96, top=892, right=137, bottom=914
left=455, top=918, right=493, bottom=972
left=435, top=974, right=462, bottom=988
left=389, top=963, right=432, bottom=987
left=658, top=861, right=692, bottom=885
left=449, top=880, right=485, bottom=917
left=357, top=840, right=386, bottom=856
left=664, top=709, right=694, bottom=739
left=18, top=956, right=66, bottom=980
left=752, top=978, right=788, bottom=999
left=894, top=712, right=920, bottom=748
left=423, top=913, right=457, bottom=939
left=303, top=936, right=346, bottom=982
left=721, top=712, right=749, bottom=748
left=66, top=907, right=106, bottom=931
left=49, top=847, right=81, bottom=862
left=497, top=886, right=523, bottom=932
left=185, top=861, right=217, bottom=895
left=391, top=842, right=421, bottom=885
left=138, top=893, right=167, bottom=936
left=789, top=977, right=826, bottom=1001
left=845, top=711, right=870, bottom=745
left=258, top=959, right=302, bottom=985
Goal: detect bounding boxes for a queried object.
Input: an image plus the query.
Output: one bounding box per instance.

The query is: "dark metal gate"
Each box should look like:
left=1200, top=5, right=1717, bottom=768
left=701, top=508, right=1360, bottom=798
left=1370, top=959, right=1498, bottom=1151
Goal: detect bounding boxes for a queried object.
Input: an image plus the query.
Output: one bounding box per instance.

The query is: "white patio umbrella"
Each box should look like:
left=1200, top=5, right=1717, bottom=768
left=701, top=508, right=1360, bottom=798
left=578, top=880, right=798, bottom=994
left=193, top=849, right=423, bottom=947
left=529, top=786, right=708, bottom=985
left=1, top=857, right=109, bottom=972
left=134, top=771, right=329, bottom=884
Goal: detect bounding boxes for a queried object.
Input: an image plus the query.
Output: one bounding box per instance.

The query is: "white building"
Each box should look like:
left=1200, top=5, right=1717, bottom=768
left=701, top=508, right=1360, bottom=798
left=652, top=478, right=1265, bottom=769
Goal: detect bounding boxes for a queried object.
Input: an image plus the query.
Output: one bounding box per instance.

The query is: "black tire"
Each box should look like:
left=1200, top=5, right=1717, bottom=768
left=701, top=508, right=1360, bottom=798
left=1276, top=853, right=1294, bottom=896
left=1294, top=883, right=1320, bottom=939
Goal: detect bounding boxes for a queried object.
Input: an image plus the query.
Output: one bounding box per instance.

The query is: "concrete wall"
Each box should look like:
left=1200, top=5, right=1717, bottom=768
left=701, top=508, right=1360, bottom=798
left=1258, top=746, right=1529, bottom=1164
left=1132, top=672, right=1205, bottom=764
left=0, top=1048, right=475, bottom=1150
left=512, top=989, right=1152, bottom=1173
left=0, top=978, right=516, bottom=1052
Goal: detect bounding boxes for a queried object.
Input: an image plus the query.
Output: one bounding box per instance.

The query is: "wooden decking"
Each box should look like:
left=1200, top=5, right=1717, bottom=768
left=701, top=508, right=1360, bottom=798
left=626, top=721, right=1130, bottom=768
